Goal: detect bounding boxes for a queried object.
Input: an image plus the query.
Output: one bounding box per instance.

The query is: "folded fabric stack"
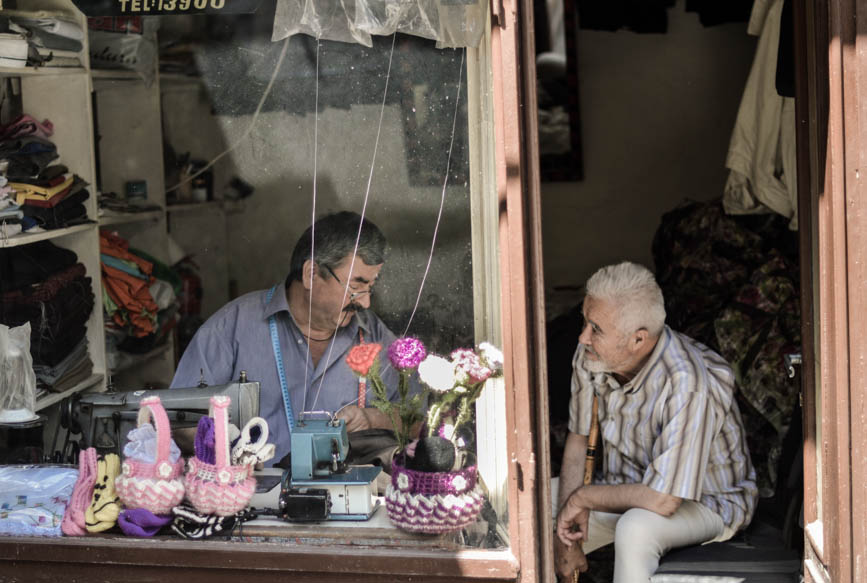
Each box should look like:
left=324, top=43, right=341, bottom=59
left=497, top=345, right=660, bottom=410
left=0, top=240, right=94, bottom=393
left=101, top=232, right=180, bottom=371
left=8, top=15, right=84, bottom=68
left=0, top=175, right=24, bottom=238
left=0, top=114, right=93, bottom=232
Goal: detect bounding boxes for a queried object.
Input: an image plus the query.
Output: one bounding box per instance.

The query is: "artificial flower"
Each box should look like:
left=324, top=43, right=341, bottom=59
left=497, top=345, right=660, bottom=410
left=388, top=337, right=427, bottom=370
left=418, top=355, right=456, bottom=393
left=345, top=342, right=382, bottom=376
left=451, top=475, right=467, bottom=492
left=479, top=341, right=504, bottom=373
left=450, top=348, right=493, bottom=384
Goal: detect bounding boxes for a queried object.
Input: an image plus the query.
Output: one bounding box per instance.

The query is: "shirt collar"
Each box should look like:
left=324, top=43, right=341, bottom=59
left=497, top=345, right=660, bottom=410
left=617, top=325, right=670, bottom=394
left=262, top=283, right=373, bottom=336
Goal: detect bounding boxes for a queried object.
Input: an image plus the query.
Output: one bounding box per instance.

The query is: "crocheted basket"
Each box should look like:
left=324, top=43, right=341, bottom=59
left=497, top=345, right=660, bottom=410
left=184, top=395, right=256, bottom=516
left=115, top=396, right=186, bottom=515
left=385, top=456, right=484, bottom=534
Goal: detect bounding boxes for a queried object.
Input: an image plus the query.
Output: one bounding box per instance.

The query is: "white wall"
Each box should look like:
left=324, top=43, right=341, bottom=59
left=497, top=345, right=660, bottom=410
left=541, top=6, right=757, bottom=308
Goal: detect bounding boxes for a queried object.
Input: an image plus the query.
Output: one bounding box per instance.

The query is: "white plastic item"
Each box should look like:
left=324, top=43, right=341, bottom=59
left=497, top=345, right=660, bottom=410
left=0, top=33, right=28, bottom=68
left=0, top=323, right=37, bottom=422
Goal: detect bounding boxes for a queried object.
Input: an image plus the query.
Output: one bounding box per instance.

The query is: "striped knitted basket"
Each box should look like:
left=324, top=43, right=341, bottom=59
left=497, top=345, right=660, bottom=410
left=115, top=396, right=186, bottom=515
left=385, top=456, right=484, bottom=534
left=184, top=395, right=256, bottom=516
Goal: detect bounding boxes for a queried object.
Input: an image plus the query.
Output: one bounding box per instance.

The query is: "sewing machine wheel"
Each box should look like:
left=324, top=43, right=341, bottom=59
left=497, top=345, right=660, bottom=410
left=58, top=396, right=82, bottom=436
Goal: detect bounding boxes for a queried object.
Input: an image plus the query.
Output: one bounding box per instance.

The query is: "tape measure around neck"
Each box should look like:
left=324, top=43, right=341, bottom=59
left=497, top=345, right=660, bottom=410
left=267, top=285, right=295, bottom=432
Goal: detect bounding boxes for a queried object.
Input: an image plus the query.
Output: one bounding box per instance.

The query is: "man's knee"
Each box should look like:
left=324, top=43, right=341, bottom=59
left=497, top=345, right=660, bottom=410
left=613, top=508, right=664, bottom=554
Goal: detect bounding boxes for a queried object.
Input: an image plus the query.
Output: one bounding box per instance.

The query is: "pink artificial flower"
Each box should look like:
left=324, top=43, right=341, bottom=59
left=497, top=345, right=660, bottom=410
left=450, top=348, right=493, bottom=384
left=388, top=337, right=427, bottom=370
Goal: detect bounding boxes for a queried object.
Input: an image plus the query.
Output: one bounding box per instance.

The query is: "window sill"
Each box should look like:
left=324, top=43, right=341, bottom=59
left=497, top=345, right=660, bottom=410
left=0, top=534, right=519, bottom=581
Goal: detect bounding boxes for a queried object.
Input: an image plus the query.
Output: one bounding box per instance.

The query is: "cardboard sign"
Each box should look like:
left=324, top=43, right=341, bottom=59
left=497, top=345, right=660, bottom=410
left=72, top=0, right=262, bottom=16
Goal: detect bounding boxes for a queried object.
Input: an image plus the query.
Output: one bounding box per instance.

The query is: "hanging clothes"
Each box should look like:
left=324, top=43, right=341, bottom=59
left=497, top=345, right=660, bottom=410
left=723, top=0, right=798, bottom=229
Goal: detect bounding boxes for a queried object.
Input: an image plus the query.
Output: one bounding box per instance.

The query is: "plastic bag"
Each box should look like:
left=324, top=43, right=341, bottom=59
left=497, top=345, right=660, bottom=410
left=272, top=0, right=485, bottom=49
left=0, top=465, right=79, bottom=537
left=0, top=322, right=37, bottom=423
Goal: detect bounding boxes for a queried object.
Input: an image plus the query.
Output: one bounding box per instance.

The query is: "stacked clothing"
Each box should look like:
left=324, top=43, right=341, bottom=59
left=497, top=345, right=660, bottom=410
left=0, top=241, right=94, bottom=393
left=101, top=232, right=180, bottom=372
left=0, top=175, right=24, bottom=238
left=0, top=115, right=92, bottom=232
left=7, top=15, right=84, bottom=68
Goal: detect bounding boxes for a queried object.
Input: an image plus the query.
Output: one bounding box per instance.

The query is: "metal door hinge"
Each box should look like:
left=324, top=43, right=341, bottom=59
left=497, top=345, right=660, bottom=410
left=783, top=352, right=802, bottom=378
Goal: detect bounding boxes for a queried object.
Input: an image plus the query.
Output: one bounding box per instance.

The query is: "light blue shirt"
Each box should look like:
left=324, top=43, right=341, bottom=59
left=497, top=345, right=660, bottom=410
left=171, top=284, right=402, bottom=466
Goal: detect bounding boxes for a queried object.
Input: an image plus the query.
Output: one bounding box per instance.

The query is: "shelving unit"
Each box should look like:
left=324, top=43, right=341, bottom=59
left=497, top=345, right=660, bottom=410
left=0, top=1, right=108, bottom=452
left=92, top=49, right=176, bottom=391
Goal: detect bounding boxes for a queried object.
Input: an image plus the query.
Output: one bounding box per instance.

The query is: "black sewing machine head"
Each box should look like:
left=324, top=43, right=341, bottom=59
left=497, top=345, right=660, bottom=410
left=62, top=380, right=260, bottom=457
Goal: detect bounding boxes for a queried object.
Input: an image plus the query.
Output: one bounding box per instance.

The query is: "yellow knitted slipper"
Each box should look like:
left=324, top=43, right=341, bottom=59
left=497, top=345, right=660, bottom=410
left=85, top=454, right=122, bottom=533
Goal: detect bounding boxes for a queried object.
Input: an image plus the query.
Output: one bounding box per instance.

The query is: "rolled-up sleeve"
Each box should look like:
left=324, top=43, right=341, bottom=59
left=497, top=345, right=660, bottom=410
left=568, top=345, right=595, bottom=436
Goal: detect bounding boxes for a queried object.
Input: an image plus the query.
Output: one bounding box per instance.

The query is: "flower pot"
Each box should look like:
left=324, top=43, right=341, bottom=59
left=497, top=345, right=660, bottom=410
left=385, top=455, right=484, bottom=534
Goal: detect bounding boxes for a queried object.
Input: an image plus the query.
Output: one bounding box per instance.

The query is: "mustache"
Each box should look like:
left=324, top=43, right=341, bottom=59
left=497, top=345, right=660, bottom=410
left=344, top=303, right=365, bottom=313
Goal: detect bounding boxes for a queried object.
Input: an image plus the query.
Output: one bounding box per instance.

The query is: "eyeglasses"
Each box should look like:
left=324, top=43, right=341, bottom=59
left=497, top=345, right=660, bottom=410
left=321, top=264, right=374, bottom=300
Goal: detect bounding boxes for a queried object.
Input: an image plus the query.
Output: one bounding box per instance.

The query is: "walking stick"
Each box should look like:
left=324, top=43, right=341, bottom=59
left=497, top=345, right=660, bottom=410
left=572, top=395, right=599, bottom=583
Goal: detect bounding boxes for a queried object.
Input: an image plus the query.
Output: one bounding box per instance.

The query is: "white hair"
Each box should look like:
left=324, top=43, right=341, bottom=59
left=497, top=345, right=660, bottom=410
left=585, top=261, right=666, bottom=337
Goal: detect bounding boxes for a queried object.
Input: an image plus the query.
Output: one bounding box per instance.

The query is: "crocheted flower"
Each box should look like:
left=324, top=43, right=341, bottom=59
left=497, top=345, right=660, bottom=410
left=122, top=462, right=131, bottom=476
left=450, top=348, right=493, bottom=384
left=452, top=475, right=467, bottom=493
left=418, top=355, right=456, bottom=393
left=396, top=472, right=411, bottom=491
left=218, top=469, right=232, bottom=484
left=345, top=342, right=382, bottom=376
left=388, top=337, right=427, bottom=371
left=158, top=462, right=173, bottom=478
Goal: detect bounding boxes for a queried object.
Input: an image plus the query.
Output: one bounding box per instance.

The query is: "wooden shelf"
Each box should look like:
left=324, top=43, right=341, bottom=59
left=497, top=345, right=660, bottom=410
left=35, top=373, right=104, bottom=412
left=98, top=209, right=164, bottom=227
left=91, top=69, right=141, bottom=81
left=0, top=66, right=87, bottom=77
left=166, top=200, right=224, bottom=213
left=0, top=222, right=96, bottom=248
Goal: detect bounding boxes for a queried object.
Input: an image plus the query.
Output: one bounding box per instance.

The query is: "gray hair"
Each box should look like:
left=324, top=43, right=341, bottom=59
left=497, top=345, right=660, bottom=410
left=585, top=262, right=666, bottom=337
left=287, top=211, right=387, bottom=283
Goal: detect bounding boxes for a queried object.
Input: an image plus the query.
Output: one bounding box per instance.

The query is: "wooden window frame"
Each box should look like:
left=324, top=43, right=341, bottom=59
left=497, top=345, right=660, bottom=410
left=0, top=1, right=552, bottom=581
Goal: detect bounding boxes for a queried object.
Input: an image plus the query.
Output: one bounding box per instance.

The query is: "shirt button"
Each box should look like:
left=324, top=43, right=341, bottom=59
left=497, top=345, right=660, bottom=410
left=297, top=339, right=302, bottom=344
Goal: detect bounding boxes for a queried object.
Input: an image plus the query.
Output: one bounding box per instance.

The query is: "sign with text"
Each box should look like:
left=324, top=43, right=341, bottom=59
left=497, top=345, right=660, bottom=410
left=72, top=0, right=262, bottom=15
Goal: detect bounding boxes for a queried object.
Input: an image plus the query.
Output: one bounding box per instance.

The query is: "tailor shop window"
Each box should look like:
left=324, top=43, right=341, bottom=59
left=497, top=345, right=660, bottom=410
left=0, top=2, right=510, bottom=552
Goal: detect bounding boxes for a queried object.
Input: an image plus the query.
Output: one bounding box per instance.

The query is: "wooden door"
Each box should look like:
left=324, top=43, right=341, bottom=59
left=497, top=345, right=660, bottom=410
left=795, top=0, right=866, bottom=581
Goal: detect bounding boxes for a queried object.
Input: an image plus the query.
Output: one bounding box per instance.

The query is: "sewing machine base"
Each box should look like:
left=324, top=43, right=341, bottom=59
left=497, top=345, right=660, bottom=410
left=252, top=466, right=381, bottom=521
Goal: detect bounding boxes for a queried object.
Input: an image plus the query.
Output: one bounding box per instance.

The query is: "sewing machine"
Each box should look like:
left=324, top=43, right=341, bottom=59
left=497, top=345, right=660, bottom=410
left=63, top=380, right=260, bottom=457
left=251, top=414, right=381, bottom=521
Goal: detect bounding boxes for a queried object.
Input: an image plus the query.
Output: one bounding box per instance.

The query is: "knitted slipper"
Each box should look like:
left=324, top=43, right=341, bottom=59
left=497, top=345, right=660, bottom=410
left=170, top=502, right=253, bottom=540
left=118, top=508, right=173, bottom=537
left=85, top=454, right=122, bottom=532
left=61, top=447, right=98, bottom=536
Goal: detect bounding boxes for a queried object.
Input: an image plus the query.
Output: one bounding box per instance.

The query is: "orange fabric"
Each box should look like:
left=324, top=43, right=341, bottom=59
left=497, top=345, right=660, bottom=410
left=101, top=263, right=158, bottom=337
left=100, top=230, right=153, bottom=277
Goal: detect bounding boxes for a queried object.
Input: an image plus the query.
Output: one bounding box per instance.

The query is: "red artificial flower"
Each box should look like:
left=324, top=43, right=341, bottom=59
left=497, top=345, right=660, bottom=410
left=346, top=343, right=382, bottom=376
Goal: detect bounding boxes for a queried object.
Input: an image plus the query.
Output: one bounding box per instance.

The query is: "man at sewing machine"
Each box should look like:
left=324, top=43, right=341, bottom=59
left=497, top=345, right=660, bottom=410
left=554, top=262, right=758, bottom=582
left=170, top=211, right=412, bottom=467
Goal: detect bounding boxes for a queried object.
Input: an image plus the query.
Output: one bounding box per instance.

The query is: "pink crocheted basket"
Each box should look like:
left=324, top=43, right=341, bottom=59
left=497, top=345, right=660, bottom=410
left=115, top=396, right=186, bottom=515
left=184, top=395, right=256, bottom=516
left=385, top=456, right=484, bottom=534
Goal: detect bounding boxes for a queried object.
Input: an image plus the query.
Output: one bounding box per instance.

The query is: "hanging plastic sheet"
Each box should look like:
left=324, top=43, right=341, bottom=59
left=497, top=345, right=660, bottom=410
left=272, top=0, right=486, bottom=48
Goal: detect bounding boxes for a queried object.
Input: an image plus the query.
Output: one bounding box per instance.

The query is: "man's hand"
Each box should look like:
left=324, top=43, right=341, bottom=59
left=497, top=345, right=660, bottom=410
left=336, top=405, right=373, bottom=432
left=556, top=488, right=591, bottom=548
left=554, top=535, right=588, bottom=581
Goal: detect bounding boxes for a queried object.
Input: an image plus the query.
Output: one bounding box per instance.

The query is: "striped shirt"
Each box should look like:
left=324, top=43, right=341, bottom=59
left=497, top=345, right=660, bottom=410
left=568, top=326, right=758, bottom=532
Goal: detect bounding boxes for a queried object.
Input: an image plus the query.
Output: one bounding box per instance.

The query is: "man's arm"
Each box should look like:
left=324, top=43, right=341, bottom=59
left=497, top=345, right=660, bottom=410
left=556, top=483, right=682, bottom=547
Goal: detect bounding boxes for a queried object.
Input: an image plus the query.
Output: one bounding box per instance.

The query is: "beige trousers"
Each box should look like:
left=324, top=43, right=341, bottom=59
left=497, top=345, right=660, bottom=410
left=552, top=478, right=729, bottom=583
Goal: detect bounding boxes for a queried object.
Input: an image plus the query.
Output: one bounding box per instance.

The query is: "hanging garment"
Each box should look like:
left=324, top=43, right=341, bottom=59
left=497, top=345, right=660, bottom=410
left=723, top=0, right=798, bottom=229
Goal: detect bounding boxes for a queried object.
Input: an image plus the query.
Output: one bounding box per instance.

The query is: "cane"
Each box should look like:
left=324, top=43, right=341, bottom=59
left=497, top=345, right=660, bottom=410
left=572, top=395, right=599, bottom=583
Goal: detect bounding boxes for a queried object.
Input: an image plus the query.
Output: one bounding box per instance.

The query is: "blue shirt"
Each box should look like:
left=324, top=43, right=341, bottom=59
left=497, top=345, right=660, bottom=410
left=171, top=284, right=402, bottom=466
